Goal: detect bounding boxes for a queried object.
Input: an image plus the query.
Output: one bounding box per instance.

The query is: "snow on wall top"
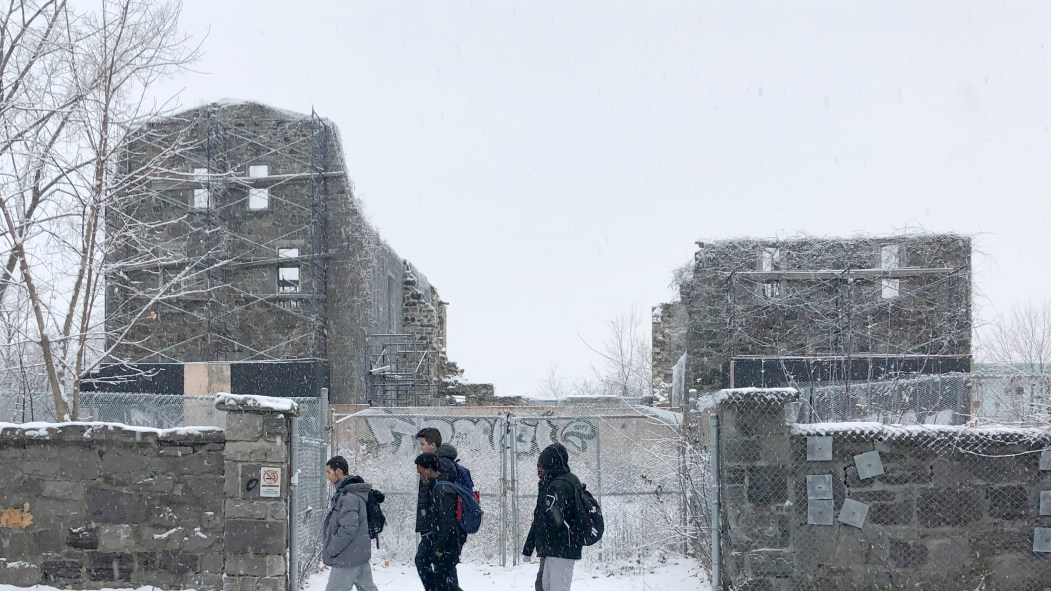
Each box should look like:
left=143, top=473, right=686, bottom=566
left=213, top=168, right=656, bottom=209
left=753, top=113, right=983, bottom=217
left=712, top=388, right=800, bottom=406
left=0, top=421, right=223, bottom=442
left=215, top=392, right=299, bottom=416
left=791, top=421, right=1051, bottom=445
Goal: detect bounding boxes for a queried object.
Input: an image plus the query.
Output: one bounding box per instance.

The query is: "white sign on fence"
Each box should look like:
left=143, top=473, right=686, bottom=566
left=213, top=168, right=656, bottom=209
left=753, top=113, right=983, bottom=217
left=260, top=466, right=282, bottom=498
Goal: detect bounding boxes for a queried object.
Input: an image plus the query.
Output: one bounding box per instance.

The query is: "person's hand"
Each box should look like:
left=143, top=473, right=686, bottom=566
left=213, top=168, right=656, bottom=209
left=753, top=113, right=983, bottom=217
left=435, top=550, right=444, bottom=558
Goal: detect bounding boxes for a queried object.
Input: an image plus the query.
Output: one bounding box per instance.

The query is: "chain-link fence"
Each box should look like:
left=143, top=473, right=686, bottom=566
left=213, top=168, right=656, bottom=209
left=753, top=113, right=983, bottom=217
left=330, top=405, right=689, bottom=568
left=289, top=396, right=327, bottom=591
left=703, top=387, right=1051, bottom=590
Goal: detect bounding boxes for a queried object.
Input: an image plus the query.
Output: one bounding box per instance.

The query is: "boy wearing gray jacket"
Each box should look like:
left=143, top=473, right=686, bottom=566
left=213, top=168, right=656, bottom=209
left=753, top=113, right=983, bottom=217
left=324, top=456, right=379, bottom=591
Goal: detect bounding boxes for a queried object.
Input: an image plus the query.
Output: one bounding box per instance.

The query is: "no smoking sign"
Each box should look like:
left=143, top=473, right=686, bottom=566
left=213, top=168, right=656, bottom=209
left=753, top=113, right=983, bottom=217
left=260, top=466, right=282, bottom=498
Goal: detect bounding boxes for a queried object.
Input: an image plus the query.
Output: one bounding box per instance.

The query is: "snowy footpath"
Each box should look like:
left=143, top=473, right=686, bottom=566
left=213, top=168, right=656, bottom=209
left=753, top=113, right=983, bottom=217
left=310, top=559, right=710, bottom=591
left=0, top=559, right=710, bottom=591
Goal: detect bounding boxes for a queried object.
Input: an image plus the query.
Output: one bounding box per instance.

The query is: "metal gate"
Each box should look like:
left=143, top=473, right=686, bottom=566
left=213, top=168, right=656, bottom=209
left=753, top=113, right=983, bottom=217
left=330, top=407, right=687, bottom=567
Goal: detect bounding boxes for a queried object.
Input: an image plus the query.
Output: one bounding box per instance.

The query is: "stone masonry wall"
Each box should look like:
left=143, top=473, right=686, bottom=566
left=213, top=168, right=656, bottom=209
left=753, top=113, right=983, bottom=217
left=0, top=423, right=226, bottom=589
left=716, top=389, right=1051, bottom=590
left=217, top=395, right=297, bottom=591
left=0, top=395, right=297, bottom=591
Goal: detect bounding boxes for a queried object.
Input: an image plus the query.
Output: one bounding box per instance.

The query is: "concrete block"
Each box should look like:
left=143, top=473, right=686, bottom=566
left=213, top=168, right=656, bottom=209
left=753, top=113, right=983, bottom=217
left=41, top=480, right=86, bottom=500
left=265, top=554, right=286, bottom=576
left=225, top=441, right=287, bottom=463
left=87, top=488, right=151, bottom=523
left=262, top=415, right=289, bottom=439
left=225, top=413, right=264, bottom=441
left=917, top=488, right=980, bottom=527
left=889, top=539, right=929, bottom=568
left=226, top=553, right=268, bottom=576
left=748, top=548, right=793, bottom=578
left=98, top=524, right=135, bottom=551
left=0, top=560, right=40, bottom=586
left=41, top=559, right=82, bottom=585
left=225, top=499, right=269, bottom=520
left=747, top=466, right=788, bottom=506
left=986, top=485, right=1028, bottom=520
left=224, top=520, right=287, bottom=554
left=33, top=528, right=64, bottom=553
left=87, top=552, right=133, bottom=582
left=868, top=500, right=914, bottom=526
left=66, top=525, right=99, bottom=550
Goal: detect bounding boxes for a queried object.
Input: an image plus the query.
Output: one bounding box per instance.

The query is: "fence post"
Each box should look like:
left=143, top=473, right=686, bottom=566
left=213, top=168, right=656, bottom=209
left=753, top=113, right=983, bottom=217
left=499, top=414, right=508, bottom=567
left=510, top=414, right=520, bottom=566
left=709, top=413, right=721, bottom=590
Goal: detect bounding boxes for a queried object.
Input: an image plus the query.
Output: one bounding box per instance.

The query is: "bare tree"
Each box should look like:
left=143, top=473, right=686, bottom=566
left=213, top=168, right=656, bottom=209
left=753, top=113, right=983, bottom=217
left=0, top=0, right=199, bottom=420
left=981, top=300, right=1051, bottom=373
left=533, top=364, right=571, bottom=402
left=577, top=305, right=653, bottom=400
left=975, top=300, right=1051, bottom=422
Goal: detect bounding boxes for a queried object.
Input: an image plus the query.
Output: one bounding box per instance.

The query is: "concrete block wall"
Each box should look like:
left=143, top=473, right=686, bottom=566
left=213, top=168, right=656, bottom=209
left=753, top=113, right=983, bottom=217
left=716, top=389, right=1051, bottom=590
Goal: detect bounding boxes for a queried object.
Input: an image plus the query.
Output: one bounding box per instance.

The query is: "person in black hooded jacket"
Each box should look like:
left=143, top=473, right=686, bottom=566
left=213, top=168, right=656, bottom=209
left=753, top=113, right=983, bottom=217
left=523, top=442, right=582, bottom=591
left=414, top=452, right=463, bottom=591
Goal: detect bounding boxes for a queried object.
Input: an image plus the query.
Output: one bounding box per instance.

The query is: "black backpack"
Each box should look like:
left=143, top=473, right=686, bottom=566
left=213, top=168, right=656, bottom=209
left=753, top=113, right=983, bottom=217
left=365, top=489, right=386, bottom=544
left=347, top=476, right=386, bottom=547
left=561, top=477, right=604, bottom=546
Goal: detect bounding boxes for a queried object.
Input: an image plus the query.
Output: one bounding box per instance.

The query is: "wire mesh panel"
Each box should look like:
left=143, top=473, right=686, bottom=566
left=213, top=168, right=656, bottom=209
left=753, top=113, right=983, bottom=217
left=330, top=405, right=689, bottom=568
left=801, top=374, right=971, bottom=425
left=712, top=389, right=1051, bottom=590
left=332, top=409, right=510, bottom=564
left=77, top=392, right=227, bottom=428
left=289, top=397, right=327, bottom=591
left=508, top=412, right=685, bottom=567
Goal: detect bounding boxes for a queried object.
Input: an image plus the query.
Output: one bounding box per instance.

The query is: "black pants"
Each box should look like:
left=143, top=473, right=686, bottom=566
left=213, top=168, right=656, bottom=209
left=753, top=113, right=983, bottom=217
left=415, top=535, right=461, bottom=591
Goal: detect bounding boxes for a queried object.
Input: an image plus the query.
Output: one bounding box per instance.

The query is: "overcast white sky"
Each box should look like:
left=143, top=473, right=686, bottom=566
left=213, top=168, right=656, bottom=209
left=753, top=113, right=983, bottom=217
left=152, top=1, right=1051, bottom=395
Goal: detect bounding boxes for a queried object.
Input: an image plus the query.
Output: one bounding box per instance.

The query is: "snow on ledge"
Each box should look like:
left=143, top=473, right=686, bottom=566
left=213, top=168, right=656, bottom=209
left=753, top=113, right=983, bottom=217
left=215, top=393, right=299, bottom=416
left=0, top=421, right=222, bottom=441
left=791, top=421, right=1051, bottom=444
left=713, top=388, right=800, bottom=406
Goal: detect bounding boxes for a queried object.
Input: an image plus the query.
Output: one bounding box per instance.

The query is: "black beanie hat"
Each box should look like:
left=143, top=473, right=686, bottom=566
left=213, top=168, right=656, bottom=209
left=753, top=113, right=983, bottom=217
left=538, top=442, right=570, bottom=472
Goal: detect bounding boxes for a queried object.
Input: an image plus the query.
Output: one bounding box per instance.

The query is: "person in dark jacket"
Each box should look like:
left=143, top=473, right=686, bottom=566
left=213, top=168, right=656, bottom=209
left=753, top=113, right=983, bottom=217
left=414, top=452, right=463, bottom=591
left=523, top=443, right=581, bottom=591
left=323, top=456, right=379, bottom=591
left=414, top=428, right=463, bottom=587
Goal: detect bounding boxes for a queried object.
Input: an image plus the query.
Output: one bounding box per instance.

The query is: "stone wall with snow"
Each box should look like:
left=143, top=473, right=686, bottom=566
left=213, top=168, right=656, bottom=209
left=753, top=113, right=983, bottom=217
left=0, top=394, right=298, bottom=590
left=716, top=389, right=1051, bottom=590
left=0, top=423, right=225, bottom=589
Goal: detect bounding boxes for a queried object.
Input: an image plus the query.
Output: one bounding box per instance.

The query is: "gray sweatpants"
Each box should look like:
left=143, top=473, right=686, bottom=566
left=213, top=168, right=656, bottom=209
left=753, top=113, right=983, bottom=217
left=535, top=556, right=575, bottom=591
left=326, top=562, right=379, bottom=591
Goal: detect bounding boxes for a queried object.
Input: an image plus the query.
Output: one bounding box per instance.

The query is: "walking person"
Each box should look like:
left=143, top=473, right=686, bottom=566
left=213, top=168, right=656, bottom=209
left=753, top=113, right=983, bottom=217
left=414, top=452, right=463, bottom=591
left=523, top=443, right=581, bottom=591
left=415, top=427, right=465, bottom=586
left=323, top=456, right=380, bottom=591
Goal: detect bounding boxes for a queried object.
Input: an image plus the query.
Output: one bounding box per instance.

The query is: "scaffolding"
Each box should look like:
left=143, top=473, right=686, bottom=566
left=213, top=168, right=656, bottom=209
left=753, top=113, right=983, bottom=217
left=110, top=102, right=336, bottom=365
left=681, top=233, right=972, bottom=391
left=365, top=333, right=438, bottom=406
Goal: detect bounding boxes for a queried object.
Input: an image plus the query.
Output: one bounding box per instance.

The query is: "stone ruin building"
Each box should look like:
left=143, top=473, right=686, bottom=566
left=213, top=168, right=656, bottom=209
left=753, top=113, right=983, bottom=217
left=91, top=101, right=490, bottom=405
left=653, top=234, right=972, bottom=401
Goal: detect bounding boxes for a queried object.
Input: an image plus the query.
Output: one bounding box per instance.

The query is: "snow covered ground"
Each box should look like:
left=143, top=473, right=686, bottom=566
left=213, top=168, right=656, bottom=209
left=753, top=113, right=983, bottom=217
left=0, top=559, right=709, bottom=591
left=304, top=559, right=710, bottom=591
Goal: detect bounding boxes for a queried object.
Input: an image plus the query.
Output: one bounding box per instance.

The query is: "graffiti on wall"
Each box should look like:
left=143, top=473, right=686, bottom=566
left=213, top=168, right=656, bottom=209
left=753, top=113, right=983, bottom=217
left=349, top=415, right=598, bottom=456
